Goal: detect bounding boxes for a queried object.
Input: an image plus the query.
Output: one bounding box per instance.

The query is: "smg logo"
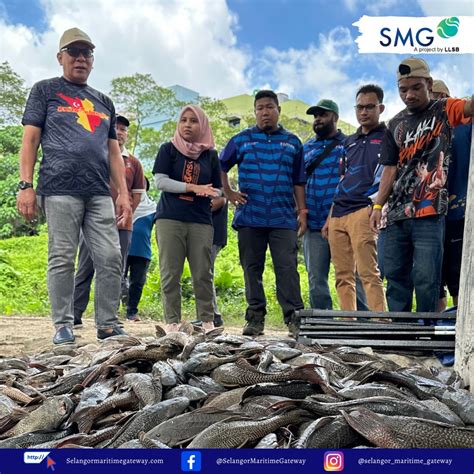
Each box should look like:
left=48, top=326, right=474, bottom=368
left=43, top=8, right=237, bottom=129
left=380, top=26, right=434, bottom=47
left=379, top=17, right=460, bottom=47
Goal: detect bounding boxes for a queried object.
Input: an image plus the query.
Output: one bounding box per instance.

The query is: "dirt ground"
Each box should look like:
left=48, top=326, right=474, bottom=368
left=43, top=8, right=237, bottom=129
left=0, top=315, right=446, bottom=372
left=0, top=315, right=286, bottom=357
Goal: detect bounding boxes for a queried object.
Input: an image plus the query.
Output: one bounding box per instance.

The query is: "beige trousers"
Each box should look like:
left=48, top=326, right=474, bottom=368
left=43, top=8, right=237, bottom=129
left=328, top=207, right=385, bottom=311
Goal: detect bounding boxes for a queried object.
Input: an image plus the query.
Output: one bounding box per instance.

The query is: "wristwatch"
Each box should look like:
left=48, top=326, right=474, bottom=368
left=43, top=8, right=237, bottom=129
left=18, top=180, right=33, bottom=190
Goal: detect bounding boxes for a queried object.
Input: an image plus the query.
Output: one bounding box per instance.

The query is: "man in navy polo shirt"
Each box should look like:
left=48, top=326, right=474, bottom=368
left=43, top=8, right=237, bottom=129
left=327, top=84, right=386, bottom=312
left=220, top=90, right=307, bottom=337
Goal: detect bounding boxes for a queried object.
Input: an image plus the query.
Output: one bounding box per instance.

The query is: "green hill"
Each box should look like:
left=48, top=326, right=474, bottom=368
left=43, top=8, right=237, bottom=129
left=222, top=94, right=356, bottom=135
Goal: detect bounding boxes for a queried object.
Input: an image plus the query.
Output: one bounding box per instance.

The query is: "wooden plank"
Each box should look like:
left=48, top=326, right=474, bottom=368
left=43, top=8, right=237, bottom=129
left=455, top=126, right=474, bottom=392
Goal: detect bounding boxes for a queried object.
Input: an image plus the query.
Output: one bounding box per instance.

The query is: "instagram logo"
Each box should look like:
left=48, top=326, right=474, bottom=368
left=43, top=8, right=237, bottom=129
left=324, top=451, right=344, bottom=471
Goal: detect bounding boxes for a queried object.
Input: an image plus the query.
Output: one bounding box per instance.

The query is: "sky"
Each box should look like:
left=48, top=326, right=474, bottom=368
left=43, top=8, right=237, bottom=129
left=0, top=0, right=472, bottom=125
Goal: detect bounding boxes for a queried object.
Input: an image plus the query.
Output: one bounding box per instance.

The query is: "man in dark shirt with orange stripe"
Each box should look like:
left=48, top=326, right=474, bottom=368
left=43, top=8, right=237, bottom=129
left=370, top=57, right=473, bottom=312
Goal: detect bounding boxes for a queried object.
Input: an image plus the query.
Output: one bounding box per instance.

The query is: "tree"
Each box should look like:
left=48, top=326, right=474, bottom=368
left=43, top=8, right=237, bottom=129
left=0, top=61, right=28, bottom=126
left=110, top=73, right=180, bottom=154
left=198, top=96, right=236, bottom=152
left=0, top=126, right=39, bottom=238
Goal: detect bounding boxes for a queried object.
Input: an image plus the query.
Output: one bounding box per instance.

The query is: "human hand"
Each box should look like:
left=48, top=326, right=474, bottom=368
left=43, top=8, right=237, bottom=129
left=17, top=188, right=37, bottom=221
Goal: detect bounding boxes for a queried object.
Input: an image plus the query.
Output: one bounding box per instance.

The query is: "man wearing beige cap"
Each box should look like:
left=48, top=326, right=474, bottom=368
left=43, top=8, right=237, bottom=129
left=431, top=79, right=472, bottom=311
left=370, top=57, right=473, bottom=313
left=17, top=28, right=131, bottom=344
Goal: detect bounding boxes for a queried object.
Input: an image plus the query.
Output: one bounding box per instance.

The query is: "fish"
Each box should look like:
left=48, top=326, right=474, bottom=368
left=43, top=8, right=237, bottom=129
left=146, top=407, right=243, bottom=446
left=9, top=396, right=73, bottom=436
left=187, top=374, right=226, bottom=394
left=211, top=359, right=332, bottom=391
left=271, top=395, right=460, bottom=424
left=138, top=431, right=170, bottom=449
left=204, top=387, right=249, bottom=410
left=265, top=345, right=302, bottom=362
left=105, top=397, right=190, bottom=448
left=182, top=349, right=260, bottom=375
left=254, top=433, right=278, bottom=448
left=188, top=408, right=311, bottom=448
left=337, top=383, right=416, bottom=402
left=295, top=415, right=360, bottom=449
left=0, top=428, right=72, bottom=448
left=164, top=384, right=207, bottom=402
left=122, top=373, right=162, bottom=407
left=70, top=391, right=139, bottom=433
left=240, top=382, right=318, bottom=403
left=342, top=407, right=474, bottom=448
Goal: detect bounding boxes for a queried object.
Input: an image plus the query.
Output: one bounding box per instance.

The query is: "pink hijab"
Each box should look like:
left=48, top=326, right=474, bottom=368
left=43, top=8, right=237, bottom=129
left=171, top=105, right=215, bottom=160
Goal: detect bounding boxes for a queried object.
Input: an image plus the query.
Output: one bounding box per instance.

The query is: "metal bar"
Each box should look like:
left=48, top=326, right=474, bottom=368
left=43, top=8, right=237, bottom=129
left=296, top=309, right=456, bottom=319
left=299, top=330, right=455, bottom=337
left=300, top=321, right=454, bottom=328
left=297, top=337, right=455, bottom=348
left=299, top=324, right=438, bottom=331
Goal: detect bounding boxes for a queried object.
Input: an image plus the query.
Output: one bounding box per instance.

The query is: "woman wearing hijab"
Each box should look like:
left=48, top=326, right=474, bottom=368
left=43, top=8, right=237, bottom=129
left=153, top=105, right=221, bottom=333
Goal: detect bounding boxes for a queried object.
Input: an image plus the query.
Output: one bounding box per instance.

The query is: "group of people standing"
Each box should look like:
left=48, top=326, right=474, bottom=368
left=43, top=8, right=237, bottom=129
left=16, top=28, right=472, bottom=345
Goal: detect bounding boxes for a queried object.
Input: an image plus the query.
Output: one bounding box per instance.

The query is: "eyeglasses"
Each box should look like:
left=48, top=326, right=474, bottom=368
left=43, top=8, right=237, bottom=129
left=60, top=46, right=94, bottom=58
left=354, top=104, right=380, bottom=111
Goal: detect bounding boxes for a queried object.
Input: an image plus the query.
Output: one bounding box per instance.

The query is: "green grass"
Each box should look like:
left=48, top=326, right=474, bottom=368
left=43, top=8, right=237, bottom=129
left=1, top=210, right=451, bottom=326
left=0, top=214, right=342, bottom=329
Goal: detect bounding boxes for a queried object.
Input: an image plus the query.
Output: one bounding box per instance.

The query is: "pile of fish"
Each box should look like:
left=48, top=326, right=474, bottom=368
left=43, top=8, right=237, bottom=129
left=0, top=323, right=473, bottom=449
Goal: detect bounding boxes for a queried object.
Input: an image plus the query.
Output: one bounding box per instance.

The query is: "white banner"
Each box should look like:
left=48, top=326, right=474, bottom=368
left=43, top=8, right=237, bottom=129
left=353, top=16, right=474, bottom=54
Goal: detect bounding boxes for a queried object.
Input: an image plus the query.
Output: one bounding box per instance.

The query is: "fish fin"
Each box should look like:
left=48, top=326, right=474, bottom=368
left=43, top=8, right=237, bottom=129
left=237, top=438, right=249, bottom=449
left=268, top=399, right=302, bottom=411
left=341, top=408, right=403, bottom=448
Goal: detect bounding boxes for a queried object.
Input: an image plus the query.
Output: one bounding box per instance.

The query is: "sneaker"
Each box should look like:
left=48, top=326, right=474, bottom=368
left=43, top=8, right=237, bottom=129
left=97, top=326, right=128, bottom=340
left=53, top=326, right=75, bottom=345
left=213, top=314, right=224, bottom=327
left=242, top=319, right=264, bottom=337
left=126, top=314, right=141, bottom=322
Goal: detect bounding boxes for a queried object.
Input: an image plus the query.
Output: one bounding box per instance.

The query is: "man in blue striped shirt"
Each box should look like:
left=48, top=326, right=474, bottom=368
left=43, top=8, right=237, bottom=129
left=303, top=99, right=346, bottom=310
left=220, top=90, right=307, bottom=337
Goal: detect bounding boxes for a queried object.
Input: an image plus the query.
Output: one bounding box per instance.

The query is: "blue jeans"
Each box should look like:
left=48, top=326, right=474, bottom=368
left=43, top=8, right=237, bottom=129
left=303, top=230, right=368, bottom=310
left=384, top=216, right=445, bottom=312
left=303, top=230, right=333, bottom=309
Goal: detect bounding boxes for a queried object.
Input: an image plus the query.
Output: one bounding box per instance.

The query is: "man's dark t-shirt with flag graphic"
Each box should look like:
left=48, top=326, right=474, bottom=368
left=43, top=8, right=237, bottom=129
left=22, top=76, right=117, bottom=197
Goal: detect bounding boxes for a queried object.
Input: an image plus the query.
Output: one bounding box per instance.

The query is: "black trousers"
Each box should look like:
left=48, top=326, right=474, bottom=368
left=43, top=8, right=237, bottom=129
left=237, top=227, right=304, bottom=324
left=124, top=255, right=151, bottom=317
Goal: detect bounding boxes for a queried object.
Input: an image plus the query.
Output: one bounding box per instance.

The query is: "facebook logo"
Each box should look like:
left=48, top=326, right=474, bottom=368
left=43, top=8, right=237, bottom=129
left=181, top=451, right=202, bottom=472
